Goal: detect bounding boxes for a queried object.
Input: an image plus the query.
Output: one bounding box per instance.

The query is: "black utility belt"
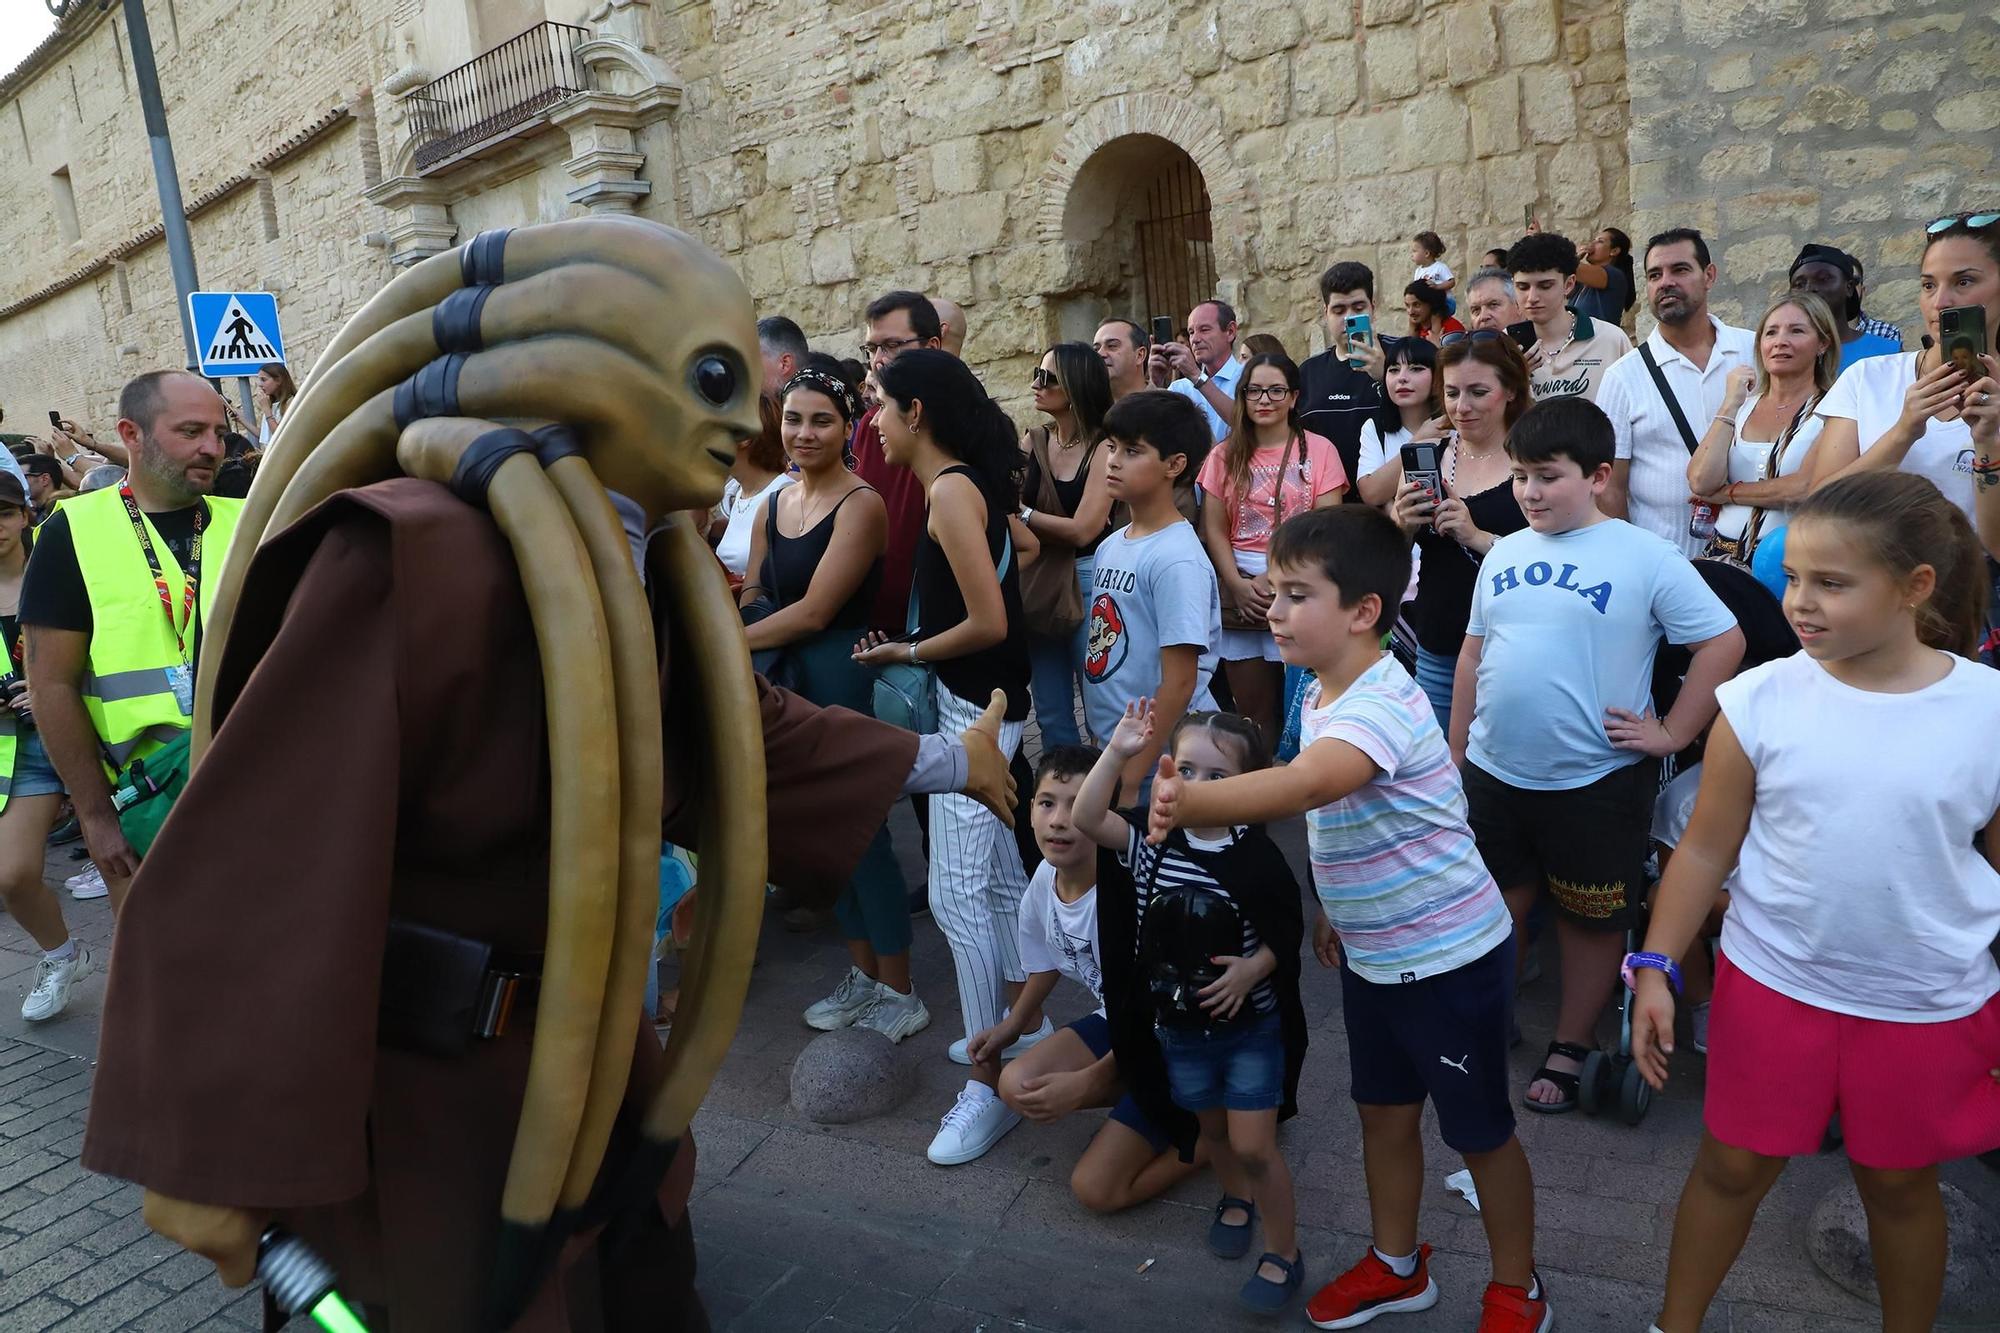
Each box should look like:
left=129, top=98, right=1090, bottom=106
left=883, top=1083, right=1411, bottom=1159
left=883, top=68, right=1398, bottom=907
left=377, top=919, right=543, bottom=1058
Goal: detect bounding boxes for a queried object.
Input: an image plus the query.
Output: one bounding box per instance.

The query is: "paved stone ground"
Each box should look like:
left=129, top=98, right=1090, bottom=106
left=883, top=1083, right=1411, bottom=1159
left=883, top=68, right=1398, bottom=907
left=0, top=816, right=1994, bottom=1331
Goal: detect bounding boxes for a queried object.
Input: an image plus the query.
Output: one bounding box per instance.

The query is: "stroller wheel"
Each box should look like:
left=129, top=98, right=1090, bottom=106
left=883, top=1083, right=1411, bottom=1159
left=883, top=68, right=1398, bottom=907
left=1578, top=1049, right=1608, bottom=1116
left=1617, top=1058, right=1653, bottom=1126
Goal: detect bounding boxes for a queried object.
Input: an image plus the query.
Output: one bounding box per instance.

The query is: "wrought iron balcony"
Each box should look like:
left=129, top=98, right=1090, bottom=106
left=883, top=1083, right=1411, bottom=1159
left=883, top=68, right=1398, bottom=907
left=406, top=22, right=594, bottom=172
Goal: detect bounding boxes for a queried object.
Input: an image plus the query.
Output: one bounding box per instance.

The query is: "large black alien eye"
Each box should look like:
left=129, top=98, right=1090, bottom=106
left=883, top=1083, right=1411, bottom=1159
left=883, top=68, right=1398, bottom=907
left=693, top=354, right=737, bottom=406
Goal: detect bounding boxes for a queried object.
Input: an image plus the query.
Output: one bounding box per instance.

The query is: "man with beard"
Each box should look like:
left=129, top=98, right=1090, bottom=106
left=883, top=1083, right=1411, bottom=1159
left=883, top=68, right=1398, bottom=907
left=1148, top=299, right=1243, bottom=442
left=1093, top=318, right=1150, bottom=401
left=1593, top=229, right=1755, bottom=555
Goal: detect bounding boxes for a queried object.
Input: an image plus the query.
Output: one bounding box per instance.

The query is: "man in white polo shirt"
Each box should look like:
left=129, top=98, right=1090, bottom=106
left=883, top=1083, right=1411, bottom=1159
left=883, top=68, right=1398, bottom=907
left=1594, top=228, right=1756, bottom=556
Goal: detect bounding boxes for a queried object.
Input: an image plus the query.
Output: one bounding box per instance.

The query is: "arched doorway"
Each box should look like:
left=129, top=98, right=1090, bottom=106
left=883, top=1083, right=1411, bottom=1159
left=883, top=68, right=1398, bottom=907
left=1052, top=135, right=1218, bottom=343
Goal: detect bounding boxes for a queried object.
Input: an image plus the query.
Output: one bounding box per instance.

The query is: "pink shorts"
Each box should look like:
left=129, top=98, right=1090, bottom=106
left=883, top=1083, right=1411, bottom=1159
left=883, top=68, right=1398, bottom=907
left=1705, top=951, right=2000, bottom=1170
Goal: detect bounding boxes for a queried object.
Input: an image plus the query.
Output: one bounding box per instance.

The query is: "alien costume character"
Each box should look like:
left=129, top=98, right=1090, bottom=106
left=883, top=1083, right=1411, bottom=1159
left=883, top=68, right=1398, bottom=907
left=81, top=220, right=990, bottom=1331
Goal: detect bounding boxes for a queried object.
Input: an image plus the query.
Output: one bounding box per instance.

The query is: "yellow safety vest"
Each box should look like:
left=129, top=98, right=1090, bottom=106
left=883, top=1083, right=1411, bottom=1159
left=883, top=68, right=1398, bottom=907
left=65, top=486, right=243, bottom=774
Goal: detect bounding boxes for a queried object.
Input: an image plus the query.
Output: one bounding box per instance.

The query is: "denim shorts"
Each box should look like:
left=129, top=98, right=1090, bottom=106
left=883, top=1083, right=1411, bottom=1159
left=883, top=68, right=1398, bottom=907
left=10, top=731, right=65, bottom=799
left=1155, top=1011, right=1284, bottom=1112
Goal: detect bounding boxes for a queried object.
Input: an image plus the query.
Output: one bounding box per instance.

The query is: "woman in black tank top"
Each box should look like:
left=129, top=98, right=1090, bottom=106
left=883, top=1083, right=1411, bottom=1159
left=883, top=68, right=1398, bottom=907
left=750, top=360, right=927, bottom=1032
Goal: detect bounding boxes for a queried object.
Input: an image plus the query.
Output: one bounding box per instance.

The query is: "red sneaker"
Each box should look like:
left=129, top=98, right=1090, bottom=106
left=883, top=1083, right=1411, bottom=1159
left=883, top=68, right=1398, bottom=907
left=1478, top=1275, right=1552, bottom=1333
left=1304, top=1244, right=1438, bottom=1329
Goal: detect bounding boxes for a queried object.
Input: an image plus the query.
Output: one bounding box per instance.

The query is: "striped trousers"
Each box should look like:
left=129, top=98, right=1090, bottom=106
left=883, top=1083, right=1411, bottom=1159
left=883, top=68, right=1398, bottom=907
left=929, top=681, right=1029, bottom=1038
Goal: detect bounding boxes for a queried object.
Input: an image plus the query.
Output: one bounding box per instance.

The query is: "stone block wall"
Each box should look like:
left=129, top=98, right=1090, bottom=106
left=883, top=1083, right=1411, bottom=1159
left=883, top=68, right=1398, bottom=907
left=1625, top=0, right=2000, bottom=336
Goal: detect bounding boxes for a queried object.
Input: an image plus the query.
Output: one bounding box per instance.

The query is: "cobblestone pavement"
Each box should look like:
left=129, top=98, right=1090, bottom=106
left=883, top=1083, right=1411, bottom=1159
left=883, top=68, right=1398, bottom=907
left=1, top=817, right=1995, bottom=1331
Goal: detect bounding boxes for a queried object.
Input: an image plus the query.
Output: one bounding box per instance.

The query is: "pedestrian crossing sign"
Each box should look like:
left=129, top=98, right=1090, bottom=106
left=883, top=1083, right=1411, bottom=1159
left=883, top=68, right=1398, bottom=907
left=188, top=291, right=286, bottom=377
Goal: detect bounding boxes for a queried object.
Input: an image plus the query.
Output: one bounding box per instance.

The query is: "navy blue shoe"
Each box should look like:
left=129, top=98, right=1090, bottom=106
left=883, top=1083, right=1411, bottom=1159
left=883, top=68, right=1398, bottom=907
left=1239, top=1250, right=1305, bottom=1315
left=1207, top=1195, right=1255, bottom=1259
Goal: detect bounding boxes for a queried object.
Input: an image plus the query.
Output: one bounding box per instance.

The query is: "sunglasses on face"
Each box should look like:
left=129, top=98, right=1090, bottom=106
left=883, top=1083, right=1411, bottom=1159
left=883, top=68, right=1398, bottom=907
left=1927, top=212, right=2000, bottom=234
left=1031, top=368, right=1059, bottom=389
left=1243, top=385, right=1294, bottom=401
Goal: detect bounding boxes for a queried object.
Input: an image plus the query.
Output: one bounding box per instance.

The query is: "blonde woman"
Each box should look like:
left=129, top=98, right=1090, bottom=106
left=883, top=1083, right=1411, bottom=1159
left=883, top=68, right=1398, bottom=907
left=1686, top=292, right=1840, bottom=593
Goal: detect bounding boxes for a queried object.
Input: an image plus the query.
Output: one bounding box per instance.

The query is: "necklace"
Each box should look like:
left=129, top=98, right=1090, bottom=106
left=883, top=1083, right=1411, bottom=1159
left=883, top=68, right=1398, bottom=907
left=1537, top=328, right=1576, bottom=361
left=787, top=484, right=844, bottom=537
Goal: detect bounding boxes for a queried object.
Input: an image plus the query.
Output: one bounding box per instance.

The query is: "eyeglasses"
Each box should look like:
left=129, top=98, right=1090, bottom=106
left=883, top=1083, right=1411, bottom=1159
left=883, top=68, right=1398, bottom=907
left=860, top=335, right=924, bottom=359
left=1439, top=329, right=1505, bottom=346
left=1031, top=368, right=1059, bottom=389
left=1927, top=212, right=2000, bottom=234
left=1243, top=385, right=1293, bottom=401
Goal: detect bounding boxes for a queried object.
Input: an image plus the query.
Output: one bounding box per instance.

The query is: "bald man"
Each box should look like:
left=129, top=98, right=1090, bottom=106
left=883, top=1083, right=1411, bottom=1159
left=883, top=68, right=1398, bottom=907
left=930, top=296, right=968, bottom=358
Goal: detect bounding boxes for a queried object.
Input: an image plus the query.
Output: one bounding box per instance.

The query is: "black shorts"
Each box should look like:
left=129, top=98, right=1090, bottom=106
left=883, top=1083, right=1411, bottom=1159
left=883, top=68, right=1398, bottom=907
left=1342, top=939, right=1518, bottom=1154
left=1464, top=758, right=1658, bottom=932
left=1068, top=1012, right=1173, bottom=1153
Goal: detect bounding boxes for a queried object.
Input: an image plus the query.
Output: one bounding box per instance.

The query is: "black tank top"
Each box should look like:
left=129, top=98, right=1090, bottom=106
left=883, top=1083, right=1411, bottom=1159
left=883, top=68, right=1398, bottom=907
left=911, top=465, right=1031, bottom=721
left=1411, top=479, right=1528, bottom=656
left=762, top=485, right=880, bottom=631
left=1023, top=430, right=1114, bottom=556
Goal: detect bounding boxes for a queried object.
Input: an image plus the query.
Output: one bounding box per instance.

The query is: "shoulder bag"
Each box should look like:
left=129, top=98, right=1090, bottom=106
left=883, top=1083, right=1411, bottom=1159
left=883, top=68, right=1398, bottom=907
left=1219, top=432, right=1299, bottom=632
left=1705, top=398, right=1815, bottom=567
left=871, top=531, right=1014, bottom=733
left=1016, top=427, right=1087, bottom=638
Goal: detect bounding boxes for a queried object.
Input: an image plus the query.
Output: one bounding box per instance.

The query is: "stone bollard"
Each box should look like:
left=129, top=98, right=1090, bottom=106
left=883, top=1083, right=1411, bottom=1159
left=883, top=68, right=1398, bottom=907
left=789, top=1027, right=918, bottom=1125
left=1806, top=1177, right=2000, bottom=1324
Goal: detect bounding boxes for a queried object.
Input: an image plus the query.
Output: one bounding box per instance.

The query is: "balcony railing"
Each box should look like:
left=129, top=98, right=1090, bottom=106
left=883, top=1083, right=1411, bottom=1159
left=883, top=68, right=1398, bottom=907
left=407, top=22, right=594, bottom=172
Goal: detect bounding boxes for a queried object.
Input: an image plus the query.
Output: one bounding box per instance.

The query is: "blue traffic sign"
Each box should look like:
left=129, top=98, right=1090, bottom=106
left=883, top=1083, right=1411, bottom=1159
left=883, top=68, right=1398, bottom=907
left=188, top=291, right=286, bottom=377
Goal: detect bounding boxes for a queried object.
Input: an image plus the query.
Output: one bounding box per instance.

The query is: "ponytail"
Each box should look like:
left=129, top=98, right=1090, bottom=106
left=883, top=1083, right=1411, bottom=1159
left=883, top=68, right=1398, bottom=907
left=873, top=348, right=1021, bottom=507
left=1792, top=471, right=1986, bottom=656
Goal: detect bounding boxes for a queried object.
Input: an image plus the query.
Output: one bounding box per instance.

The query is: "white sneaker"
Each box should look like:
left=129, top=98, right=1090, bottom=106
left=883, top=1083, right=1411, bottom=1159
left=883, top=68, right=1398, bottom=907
left=854, top=987, right=931, bottom=1043
left=926, top=1083, right=1020, bottom=1166
left=948, top=1015, right=1055, bottom=1065
left=66, top=864, right=108, bottom=900
left=1691, top=1001, right=1712, bottom=1055
left=22, top=945, right=92, bottom=1022
left=803, top=966, right=882, bottom=1031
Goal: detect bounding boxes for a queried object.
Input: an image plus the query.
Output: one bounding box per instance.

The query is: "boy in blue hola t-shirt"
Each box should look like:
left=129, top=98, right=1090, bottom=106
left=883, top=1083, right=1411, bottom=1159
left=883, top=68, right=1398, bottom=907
left=1449, top=397, right=1743, bottom=1115
left=1147, top=505, right=1550, bottom=1330
left=1082, top=390, right=1220, bottom=797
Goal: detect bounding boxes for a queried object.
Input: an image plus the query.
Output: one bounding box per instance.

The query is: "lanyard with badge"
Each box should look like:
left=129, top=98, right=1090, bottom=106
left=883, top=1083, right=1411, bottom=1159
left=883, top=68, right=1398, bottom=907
left=117, top=485, right=203, bottom=714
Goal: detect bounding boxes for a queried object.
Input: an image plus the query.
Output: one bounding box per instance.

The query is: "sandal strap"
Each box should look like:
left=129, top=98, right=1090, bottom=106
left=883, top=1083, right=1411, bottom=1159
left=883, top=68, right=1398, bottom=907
left=1256, top=1251, right=1302, bottom=1277
left=1215, top=1194, right=1254, bottom=1216
left=1544, top=1039, right=1593, bottom=1062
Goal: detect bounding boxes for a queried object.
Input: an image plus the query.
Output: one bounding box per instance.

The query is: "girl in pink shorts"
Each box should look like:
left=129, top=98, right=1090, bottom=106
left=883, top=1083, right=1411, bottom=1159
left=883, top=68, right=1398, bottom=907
left=1627, top=471, right=2000, bottom=1333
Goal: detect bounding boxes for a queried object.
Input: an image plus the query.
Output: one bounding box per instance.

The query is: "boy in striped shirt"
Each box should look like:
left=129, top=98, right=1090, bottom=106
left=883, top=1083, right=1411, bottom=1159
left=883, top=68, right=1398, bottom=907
left=1146, top=505, right=1548, bottom=1333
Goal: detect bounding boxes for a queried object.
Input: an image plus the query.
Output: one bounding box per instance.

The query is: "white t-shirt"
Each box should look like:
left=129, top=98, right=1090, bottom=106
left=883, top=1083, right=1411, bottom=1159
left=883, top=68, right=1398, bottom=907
left=1816, top=352, right=1975, bottom=525
left=1414, top=260, right=1454, bottom=288
left=1466, top=519, right=1737, bottom=789
left=1716, top=652, right=2000, bottom=1021
left=1596, top=318, right=1758, bottom=556
left=1711, top=393, right=1824, bottom=542
left=713, top=471, right=794, bottom=578
left=1017, top=861, right=1104, bottom=1013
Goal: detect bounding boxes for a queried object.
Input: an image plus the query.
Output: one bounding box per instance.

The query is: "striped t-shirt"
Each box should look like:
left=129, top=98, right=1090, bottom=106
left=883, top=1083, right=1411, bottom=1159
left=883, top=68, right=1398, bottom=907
left=1300, top=656, right=1512, bottom=984
left=1121, top=823, right=1277, bottom=1016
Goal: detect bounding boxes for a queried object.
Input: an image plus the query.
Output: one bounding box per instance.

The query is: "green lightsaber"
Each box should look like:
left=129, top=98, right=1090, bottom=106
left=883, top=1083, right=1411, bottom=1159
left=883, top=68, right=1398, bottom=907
left=257, top=1228, right=372, bottom=1333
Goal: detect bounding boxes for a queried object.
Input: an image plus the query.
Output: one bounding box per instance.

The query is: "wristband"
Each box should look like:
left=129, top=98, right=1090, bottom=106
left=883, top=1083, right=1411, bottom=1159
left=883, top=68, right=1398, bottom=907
left=1621, top=950, right=1682, bottom=994
left=1019, top=506, right=1035, bottom=523
left=1726, top=482, right=1741, bottom=503
left=908, top=641, right=920, bottom=665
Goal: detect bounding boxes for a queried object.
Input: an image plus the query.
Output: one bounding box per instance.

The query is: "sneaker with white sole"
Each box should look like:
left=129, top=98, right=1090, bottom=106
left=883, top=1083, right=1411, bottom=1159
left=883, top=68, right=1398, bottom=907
left=948, top=1015, right=1055, bottom=1065
left=66, top=864, right=108, bottom=901
left=926, top=1083, right=1020, bottom=1166
left=855, top=987, right=931, bottom=1043
left=803, top=966, right=882, bottom=1031
left=22, top=945, right=92, bottom=1022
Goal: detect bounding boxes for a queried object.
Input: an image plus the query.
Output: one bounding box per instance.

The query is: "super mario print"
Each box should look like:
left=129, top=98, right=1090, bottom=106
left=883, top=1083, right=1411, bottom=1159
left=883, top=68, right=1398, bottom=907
left=1084, top=592, right=1127, bottom=683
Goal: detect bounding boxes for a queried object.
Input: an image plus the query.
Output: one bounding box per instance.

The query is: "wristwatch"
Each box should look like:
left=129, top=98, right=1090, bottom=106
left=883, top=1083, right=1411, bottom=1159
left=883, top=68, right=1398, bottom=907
left=1194, top=368, right=1210, bottom=387
left=1621, top=951, right=1682, bottom=994
left=1019, top=505, right=1035, bottom=523
left=907, top=642, right=920, bottom=665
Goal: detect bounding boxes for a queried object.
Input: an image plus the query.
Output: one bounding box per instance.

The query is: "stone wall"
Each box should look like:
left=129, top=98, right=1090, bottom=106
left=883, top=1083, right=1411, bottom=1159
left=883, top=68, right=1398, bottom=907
left=1625, top=0, right=2000, bottom=336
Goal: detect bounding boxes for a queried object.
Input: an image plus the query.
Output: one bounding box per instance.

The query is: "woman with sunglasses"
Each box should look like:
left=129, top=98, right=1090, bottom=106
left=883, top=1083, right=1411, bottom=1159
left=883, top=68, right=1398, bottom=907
left=1391, top=334, right=1532, bottom=730
left=1017, top=343, right=1115, bottom=747
left=1812, top=212, right=2000, bottom=534
left=1195, top=353, right=1348, bottom=749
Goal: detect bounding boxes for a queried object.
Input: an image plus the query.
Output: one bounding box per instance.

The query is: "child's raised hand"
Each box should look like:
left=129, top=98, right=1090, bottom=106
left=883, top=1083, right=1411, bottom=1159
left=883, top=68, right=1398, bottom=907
left=1146, top=754, right=1181, bottom=845
left=1311, top=910, right=1343, bottom=969
left=1198, top=949, right=1275, bottom=1021
left=1107, top=698, right=1156, bottom=758
left=1629, top=972, right=1677, bottom=1092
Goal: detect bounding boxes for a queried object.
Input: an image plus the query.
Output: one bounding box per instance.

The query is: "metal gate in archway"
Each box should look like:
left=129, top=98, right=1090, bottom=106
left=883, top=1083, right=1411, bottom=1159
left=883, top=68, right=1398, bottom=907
left=1133, top=154, right=1217, bottom=328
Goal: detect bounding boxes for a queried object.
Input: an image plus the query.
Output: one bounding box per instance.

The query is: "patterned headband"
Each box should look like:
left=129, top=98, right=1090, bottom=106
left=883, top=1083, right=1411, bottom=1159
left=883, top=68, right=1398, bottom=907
left=781, top=368, right=860, bottom=423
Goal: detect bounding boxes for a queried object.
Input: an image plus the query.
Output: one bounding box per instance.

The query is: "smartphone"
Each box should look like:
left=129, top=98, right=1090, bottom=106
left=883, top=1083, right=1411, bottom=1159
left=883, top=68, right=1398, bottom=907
left=1939, top=305, right=1990, bottom=380
left=1505, top=320, right=1537, bottom=351
left=1150, top=315, right=1175, bottom=348
left=1523, top=203, right=1535, bottom=228
left=1343, top=313, right=1374, bottom=369
left=1401, top=441, right=1443, bottom=509
left=47, top=411, right=62, bottom=430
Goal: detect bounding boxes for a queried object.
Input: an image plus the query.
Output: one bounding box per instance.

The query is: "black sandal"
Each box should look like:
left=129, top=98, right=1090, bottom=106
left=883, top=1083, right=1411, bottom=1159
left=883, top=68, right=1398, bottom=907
left=1522, top=1039, right=1591, bottom=1114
